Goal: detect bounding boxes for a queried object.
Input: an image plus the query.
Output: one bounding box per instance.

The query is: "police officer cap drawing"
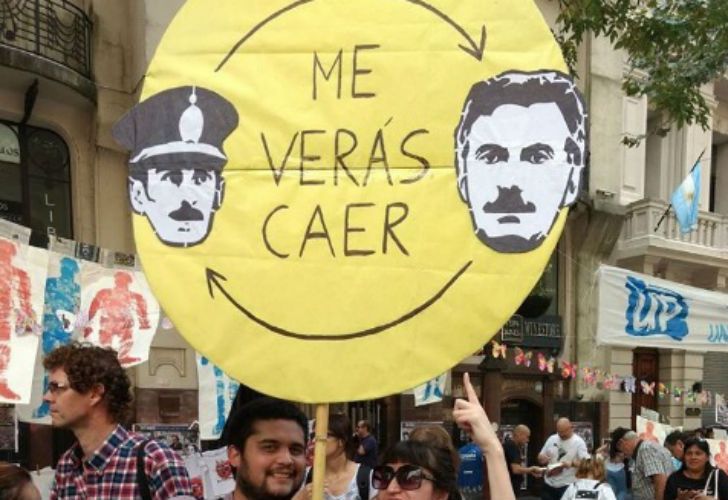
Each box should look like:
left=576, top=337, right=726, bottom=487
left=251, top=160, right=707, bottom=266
left=113, top=86, right=239, bottom=247
left=454, top=70, right=587, bottom=253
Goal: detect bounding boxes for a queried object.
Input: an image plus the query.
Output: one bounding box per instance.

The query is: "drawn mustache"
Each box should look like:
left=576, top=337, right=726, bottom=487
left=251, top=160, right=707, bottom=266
left=168, top=201, right=204, bottom=221
left=482, top=186, right=536, bottom=214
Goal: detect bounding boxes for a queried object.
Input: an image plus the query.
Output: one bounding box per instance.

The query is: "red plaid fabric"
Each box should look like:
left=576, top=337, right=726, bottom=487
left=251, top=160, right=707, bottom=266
left=51, top=424, right=193, bottom=499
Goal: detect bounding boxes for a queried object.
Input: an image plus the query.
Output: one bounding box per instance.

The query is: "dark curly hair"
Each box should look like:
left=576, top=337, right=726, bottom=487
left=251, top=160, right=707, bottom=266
left=43, top=342, right=132, bottom=422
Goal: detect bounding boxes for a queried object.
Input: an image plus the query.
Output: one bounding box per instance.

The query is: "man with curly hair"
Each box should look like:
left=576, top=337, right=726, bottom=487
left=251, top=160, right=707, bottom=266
left=43, top=342, right=193, bottom=499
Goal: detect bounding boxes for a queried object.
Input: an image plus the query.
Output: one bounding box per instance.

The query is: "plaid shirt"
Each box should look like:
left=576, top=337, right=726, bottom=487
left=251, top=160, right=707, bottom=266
left=632, top=439, right=674, bottom=500
left=51, top=424, right=193, bottom=499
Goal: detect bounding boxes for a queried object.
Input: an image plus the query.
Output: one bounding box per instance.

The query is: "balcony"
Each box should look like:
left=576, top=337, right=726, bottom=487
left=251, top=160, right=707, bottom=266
left=616, top=198, right=728, bottom=266
left=0, top=0, right=94, bottom=99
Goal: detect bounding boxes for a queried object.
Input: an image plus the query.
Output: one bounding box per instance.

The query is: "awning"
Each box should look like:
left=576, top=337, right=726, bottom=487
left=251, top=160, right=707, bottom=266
left=597, top=265, right=728, bottom=351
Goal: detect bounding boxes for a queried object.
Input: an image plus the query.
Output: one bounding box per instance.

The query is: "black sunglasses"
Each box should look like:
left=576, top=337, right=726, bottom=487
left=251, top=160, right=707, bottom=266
left=372, top=464, right=435, bottom=490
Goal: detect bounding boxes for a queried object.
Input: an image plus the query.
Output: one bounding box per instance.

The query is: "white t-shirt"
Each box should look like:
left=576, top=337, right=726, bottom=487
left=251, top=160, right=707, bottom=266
left=539, top=433, right=590, bottom=488
left=560, top=479, right=617, bottom=500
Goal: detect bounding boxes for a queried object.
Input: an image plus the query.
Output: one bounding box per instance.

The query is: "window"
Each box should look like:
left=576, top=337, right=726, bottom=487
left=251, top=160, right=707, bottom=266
left=0, top=120, right=72, bottom=242
left=517, top=250, right=558, bottom=318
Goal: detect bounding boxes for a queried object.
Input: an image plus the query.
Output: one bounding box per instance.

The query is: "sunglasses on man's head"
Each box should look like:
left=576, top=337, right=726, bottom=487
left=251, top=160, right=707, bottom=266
left=372, top=464, right=435, bottom=490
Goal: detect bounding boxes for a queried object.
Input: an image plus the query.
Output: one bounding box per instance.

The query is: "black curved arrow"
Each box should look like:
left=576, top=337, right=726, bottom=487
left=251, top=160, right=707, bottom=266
left=402, top=0, right=486, bottom=61
left=215, top=0, right=486, bottom=72
left=215, top=0, right=316, bottom=72
left=205, top=260, right=473, bottom=341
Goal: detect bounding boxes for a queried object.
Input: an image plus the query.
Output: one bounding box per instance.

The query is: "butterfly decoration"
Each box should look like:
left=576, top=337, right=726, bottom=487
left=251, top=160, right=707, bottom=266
left=582, top=367, right=597, bottom=386
left=537, top=353, right=555, bottom=373
left=641, top=381, right=656, bottom=396
left=491, top=341, right=507, bottom=359
left=561, top=361, right=577, bottom=379
left=514, top=348, right=533, bottom=367
left=603, top=374, right=621, bottom=391
left=658, top=383, right=669, bottom=399
left=673, top=387, right=683, bottom=402
left=622, top=376, right=637, bottom=394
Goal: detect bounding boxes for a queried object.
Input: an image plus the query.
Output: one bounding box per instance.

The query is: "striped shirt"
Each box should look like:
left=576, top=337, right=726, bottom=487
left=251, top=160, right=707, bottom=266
left=51, top=424, right=193, bottom=499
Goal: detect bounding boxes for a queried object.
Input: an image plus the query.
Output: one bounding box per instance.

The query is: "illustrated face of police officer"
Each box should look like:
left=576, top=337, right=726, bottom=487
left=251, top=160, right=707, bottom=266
left=456, top=71, right=586, bottom=253
left=129, top=166, right=224, bottom=247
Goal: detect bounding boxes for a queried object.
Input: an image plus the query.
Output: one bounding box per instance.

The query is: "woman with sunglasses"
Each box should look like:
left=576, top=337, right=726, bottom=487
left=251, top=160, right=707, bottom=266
left=664, top=438, right=728, bottom=500
left=374, top=373, right=515, bottom=500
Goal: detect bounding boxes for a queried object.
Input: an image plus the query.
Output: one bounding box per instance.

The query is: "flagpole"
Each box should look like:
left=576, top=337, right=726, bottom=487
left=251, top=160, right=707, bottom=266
left=653, top=148, right=706, bottom=233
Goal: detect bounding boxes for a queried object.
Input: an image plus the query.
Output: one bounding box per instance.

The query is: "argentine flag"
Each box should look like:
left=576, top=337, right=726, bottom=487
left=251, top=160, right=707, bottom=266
left=671, top=162, right=701, bottom=234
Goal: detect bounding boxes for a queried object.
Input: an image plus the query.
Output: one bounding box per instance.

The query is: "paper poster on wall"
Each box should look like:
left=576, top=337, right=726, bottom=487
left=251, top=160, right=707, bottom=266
left=19, top=253, right=82, bottom=422
left=132, top=423, right=200, bottom=457
left=636, top=416, right=680, bottom=446
left=414, top=372, right=448, bottom=407
left=196, top=353, right=240, bottom=440
left=115, top=0, right=587, bottom=402
left=400, top=421, right=443, bottom=441
left=0, top=237, right=48, bottom=404
left=200, top=447, right=236, bottom=498
left=707, top=439, right=728, bottom=473
left=717, top=394, right=728, bottom=426
left=80, top=262, right=159, bottom=367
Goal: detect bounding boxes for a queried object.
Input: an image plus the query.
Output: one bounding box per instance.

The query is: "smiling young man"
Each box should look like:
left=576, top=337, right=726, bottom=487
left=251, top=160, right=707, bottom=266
left=223, top=397, right=308, bottom=500
left=43, top=342, right=192, bottom=499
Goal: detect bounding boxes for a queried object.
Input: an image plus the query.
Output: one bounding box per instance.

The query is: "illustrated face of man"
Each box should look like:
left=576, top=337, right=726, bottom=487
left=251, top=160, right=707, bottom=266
left=461, top=102, right=578, bottom=252
left=228, top=419, right=306, bottom=500
left=130, top=167, right=222, bottom=247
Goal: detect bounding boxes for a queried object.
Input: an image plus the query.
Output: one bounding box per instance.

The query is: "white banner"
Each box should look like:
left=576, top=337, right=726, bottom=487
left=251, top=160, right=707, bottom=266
left=196, top=354, right=239, bottom=440
left=0, top=237, right=48, bottom=404
left=597, top=265, right=728, bottom=351
left=80, top=262, right=159, bottom=367
left=635, top=416, right=680, bottom=446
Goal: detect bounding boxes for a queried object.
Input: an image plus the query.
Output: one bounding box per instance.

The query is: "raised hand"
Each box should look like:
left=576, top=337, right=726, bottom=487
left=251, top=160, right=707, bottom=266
left=452, top=372, right=500, bottom=452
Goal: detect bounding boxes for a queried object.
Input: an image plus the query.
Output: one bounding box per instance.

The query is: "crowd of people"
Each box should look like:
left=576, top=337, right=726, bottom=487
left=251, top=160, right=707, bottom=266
left=2, top=341, right=728, bottom=500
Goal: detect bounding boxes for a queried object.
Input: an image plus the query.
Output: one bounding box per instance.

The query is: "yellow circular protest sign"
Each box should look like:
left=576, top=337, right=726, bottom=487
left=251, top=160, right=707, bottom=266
left=118, top=0, right=587, bottom=402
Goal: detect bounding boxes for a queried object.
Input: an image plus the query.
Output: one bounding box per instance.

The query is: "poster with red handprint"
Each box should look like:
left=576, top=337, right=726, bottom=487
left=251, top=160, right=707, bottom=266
left=0, top=237, right=48, bottom=404
left=80, top=262, right=159, bottom=367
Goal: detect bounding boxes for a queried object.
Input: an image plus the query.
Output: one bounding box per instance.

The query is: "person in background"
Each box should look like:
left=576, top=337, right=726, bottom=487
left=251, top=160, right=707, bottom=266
left=456, top=437, right=484, bottom=500
left=503, top=425, right=543, bottom=496
left=410, top=425, right=460, bottom=471
left=598, top=441, right=631, bottom=500
left=294, top=412, right=376, bottom=500
left=559, top=457, right=617, bottom=500
left=664, top=431, right=687, bottom=472
left=43, top=343, right=191, bottom=499
left=538, top=418, right=590, bottom=500
left=354, top=420, right=378, bottom=468
left=375, top=373, right=516, bottom=500
left=664, top=437, right=728, bottom=500
left=610, top=427, right=673, bottom=500
left=0, top=462, right=42, bottom=500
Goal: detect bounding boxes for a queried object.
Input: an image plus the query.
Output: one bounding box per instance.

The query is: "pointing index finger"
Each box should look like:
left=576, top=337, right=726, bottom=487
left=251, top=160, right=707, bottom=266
left=463, top=372, right=480, bottom=404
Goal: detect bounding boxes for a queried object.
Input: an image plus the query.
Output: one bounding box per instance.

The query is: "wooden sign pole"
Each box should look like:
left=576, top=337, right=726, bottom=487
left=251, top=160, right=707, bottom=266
left=312, top=403, right=330, bottom=500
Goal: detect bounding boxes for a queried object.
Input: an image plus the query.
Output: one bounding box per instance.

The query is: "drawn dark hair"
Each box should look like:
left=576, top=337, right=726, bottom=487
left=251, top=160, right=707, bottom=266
left=43, top=342, right=132, bottom=422
left=454, top=70, right=587, bottom=205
